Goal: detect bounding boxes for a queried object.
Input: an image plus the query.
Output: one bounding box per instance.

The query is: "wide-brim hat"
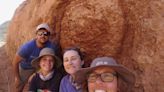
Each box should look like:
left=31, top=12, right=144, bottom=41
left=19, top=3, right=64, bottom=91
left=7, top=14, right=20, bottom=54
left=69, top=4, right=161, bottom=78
left=31, top=48, right=62, bottom=69
left=74, top=57, right=135, bottom=85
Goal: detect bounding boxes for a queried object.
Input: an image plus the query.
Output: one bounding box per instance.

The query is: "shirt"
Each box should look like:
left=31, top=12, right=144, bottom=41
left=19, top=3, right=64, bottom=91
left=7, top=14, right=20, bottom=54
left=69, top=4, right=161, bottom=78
left=59, top=75, right=82, bottom=92
left=18, top=39, right=58, bottom=69
left=29, top=69, right=62, bottom=92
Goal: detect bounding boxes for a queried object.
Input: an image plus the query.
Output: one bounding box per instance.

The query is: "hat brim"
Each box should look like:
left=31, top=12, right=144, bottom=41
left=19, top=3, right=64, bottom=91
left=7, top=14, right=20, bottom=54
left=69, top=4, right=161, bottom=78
left=31, top=55, right=62, bottom=70
left=74, top=65, right=135, bottom=85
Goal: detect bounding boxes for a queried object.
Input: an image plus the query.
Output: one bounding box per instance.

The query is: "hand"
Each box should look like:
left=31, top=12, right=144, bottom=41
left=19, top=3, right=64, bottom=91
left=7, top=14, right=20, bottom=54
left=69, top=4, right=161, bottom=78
left=15, top=77, right=24, bottom=92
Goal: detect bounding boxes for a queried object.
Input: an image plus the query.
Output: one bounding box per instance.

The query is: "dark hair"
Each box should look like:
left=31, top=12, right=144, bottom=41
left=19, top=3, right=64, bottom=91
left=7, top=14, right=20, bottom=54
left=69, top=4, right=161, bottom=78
left=63, top=47, right=85, bottom=61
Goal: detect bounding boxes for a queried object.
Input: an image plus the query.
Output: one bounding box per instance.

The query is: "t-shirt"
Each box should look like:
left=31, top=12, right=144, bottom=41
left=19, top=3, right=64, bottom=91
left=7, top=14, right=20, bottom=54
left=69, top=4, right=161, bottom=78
left=59, top=75, right=82, bottom=92
left=29, top=70, right=62, bottom=92
left=18, top=39, right=59, bottom=69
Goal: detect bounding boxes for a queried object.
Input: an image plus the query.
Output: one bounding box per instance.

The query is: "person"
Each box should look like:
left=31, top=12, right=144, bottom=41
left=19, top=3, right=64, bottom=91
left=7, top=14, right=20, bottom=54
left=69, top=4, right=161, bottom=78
left=74, top=57, right=135, bottom=92
left=29, top=47, right=62, bottom=91
left=59, top=47, right=84, bottom=92
left=12, top=23, right=61, bottom=92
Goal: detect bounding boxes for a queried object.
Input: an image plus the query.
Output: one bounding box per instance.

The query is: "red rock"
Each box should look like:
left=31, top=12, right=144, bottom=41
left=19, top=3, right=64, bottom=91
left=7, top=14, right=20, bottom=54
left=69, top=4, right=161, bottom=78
left=3, top=0, right=164, bottom=92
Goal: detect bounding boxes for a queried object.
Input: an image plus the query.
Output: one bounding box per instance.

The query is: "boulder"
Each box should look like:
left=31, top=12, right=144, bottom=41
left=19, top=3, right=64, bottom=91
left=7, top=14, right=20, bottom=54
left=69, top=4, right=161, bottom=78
left=5, top=0, right=164, bottom=92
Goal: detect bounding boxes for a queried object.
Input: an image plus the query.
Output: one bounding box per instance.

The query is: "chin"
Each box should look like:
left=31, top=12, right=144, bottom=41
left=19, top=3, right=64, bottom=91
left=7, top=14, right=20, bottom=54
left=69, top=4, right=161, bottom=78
left=96, top=90, right=108, bottom=92
left=67, top=71, right=76, bottom=75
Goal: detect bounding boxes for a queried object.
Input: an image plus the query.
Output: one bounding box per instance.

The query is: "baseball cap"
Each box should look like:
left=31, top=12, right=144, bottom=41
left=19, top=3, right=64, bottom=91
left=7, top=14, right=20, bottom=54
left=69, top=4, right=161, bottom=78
left=36, top=23, right=51, bottom=32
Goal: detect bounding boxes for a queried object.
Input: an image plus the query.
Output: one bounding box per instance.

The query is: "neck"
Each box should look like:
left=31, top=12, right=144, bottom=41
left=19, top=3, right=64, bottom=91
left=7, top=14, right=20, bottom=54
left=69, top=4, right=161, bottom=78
left=42, top=71, right=49, bottom=76
left=36, top=41, right=45, bottom=48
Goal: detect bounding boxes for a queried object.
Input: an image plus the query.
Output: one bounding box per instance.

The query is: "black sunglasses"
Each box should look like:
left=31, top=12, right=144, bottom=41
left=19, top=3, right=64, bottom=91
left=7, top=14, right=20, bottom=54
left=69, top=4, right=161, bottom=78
left=37, top=31, right=50, bottom=36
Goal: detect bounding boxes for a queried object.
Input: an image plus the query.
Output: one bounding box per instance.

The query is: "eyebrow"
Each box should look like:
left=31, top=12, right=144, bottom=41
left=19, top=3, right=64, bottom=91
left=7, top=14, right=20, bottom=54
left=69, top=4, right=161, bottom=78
left=64, top=55, right=80, bottom=59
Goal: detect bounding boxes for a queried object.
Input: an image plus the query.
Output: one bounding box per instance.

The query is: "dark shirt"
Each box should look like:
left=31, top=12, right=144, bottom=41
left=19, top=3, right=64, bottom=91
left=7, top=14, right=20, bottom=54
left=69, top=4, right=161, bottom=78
left=29, top=70, right=63, bottom=92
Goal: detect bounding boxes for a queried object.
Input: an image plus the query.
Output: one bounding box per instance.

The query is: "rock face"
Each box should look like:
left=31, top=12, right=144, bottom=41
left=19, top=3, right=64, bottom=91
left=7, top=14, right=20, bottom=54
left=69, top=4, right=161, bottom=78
left=5, top=0, right=164, bottom=92
left=0, top=46, right=14, bottom=92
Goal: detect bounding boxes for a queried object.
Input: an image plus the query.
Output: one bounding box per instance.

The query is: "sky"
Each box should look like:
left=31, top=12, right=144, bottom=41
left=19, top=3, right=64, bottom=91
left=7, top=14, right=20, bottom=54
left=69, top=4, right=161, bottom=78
left=0, top=0, right=25, bottom=25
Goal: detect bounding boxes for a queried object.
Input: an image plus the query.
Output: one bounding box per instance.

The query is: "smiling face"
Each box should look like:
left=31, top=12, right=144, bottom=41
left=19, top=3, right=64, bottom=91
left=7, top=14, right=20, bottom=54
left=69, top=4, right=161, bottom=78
left=63, top=50, right=84, bottom=75
left=36, top=29, right=50, bottom=44
left=88, top=67, right=118, bottom=92
left=39, top=55, right=54, bottom=75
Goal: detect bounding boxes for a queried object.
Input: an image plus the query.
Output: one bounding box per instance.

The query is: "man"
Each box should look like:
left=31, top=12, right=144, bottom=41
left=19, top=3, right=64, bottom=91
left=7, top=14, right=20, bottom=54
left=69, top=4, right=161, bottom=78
left=12, top=23, right=61, bottom=92
left=75, top=57, right=135, bottom=92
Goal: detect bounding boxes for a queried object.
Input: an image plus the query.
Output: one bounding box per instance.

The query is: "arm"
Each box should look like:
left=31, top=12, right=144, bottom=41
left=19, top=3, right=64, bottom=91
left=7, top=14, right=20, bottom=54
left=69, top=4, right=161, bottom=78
left=12, top=53, right=23, bottom=86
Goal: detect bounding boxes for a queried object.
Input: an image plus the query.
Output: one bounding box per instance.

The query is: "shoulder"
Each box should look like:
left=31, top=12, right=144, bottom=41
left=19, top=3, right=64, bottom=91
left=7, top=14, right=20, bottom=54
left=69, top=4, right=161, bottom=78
left=29, top=73, right=39, bottom=86
left=17, top=39, right=36, bottom=56
left=61, top=75, right=69, bottom=83
left=46, top=41, right=59, bottom=48
left=51, top=70, right=63, bottom=81
left=31, top=73, right=39, bottom=80
left=23, top=39, right=35, bottom=46
left=19, top=39, right=36, bottom=51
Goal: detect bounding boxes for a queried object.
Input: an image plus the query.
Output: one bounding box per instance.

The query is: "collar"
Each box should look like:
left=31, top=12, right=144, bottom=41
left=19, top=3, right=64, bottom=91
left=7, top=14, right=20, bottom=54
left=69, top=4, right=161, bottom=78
left=69, top=75, right=82, bottom=90
left=39, top=70, right=54, bottom=81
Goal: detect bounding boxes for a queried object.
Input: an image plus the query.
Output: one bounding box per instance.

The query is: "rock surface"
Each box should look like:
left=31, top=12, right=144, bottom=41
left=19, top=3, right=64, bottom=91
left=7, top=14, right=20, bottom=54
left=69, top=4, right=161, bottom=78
left=0, top=46, right=14, bottom=92
left=2, top=0, right=164, bottom=92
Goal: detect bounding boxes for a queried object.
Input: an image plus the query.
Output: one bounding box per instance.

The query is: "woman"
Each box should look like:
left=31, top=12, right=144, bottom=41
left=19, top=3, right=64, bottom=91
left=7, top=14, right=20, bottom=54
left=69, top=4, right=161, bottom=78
left=74, top=57, right=135, bottom=92
left=59, top=47, right=84, bottom=92
left=29, top=48, right=62, bottom=92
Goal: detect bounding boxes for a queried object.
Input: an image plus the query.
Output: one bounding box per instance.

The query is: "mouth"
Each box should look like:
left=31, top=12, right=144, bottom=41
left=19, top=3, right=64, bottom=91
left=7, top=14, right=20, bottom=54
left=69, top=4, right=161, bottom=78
left=67, top=65, right=76, bottom=69
left=40, top=37, right=46, bottom=40
left=95, top=90, right=107, bottom=92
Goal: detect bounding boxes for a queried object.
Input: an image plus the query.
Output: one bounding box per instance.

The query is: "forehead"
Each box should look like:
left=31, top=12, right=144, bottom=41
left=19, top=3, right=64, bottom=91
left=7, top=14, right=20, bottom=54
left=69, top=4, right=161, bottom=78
left=37, top=29, right=48, bottom=33
left=92, top=67, right=116, bottom=73
left=63, top=50, right=79, bottom=58
left=41, top=55, right=54, bottom=59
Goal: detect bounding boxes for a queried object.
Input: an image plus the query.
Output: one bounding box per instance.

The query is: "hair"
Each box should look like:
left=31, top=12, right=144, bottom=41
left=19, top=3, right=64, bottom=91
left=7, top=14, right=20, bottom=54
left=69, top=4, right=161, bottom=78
left=117, top=76, right=133, bottom=92
left=81, top=80, right=88, bottom=92
left=63, top=47, right=85, bottom=61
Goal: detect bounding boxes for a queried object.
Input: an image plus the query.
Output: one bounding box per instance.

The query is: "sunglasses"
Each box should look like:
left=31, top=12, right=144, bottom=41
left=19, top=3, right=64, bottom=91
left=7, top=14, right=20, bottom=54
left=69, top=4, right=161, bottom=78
left=87, top=72, right=117, bottom=82
left=37, top=31, right=50, bottom=36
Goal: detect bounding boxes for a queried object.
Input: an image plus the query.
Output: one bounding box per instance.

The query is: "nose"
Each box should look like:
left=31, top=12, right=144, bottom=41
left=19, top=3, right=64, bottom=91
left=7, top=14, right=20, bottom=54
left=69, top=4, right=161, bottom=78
left=40, top=34, right=44, bottom=37
left=45, top=59, right=53, bottom=64
left=40, top=33, right=46, bottom=37
left=47, top=60, right=51, bottom=64
left=95, top=76, right=104, bottom=84
left=68, top=60, right=73, bottom=65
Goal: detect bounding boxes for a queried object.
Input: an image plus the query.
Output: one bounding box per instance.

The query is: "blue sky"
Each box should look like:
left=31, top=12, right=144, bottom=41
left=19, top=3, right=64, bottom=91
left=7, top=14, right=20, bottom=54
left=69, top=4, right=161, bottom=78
left=0, top=0, right=25, bottom=24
